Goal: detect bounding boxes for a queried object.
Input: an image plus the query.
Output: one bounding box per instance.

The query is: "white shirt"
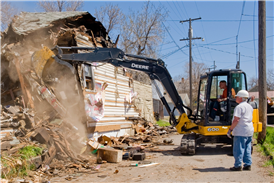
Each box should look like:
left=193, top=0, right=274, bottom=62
left=232, top=101, right=254, bottom=137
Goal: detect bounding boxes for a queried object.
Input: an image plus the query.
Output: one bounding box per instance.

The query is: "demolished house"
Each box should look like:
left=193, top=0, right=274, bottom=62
left=1, top=11, right=154, bottom=140
left=1, top=12, right=179, bottom=181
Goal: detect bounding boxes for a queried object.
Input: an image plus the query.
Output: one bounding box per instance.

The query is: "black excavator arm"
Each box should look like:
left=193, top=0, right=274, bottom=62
left=53, top=46, right=192, bottom=126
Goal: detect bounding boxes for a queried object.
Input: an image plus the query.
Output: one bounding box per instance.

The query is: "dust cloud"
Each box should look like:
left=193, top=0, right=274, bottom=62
left=2, top=27, right=89, bottom=153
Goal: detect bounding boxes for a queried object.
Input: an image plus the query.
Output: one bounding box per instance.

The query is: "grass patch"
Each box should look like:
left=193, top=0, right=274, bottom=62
left=156, top=119, right=171, bottom=127
left=1, top=145, right=43, bottom=179
left=19, top=145, right=42, bottom=159
left=254, top=127, right=274, bottom=168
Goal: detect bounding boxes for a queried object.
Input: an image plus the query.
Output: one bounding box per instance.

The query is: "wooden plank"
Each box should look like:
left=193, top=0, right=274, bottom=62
left=87, top=125, right=121, bottom=133
left=94, top=78, right=129, bottom=88
left=97, top=147, right=122, bottom=163
left=94, top=72, right=129, bottom=83
left=15, top=59, right=34, bottom=108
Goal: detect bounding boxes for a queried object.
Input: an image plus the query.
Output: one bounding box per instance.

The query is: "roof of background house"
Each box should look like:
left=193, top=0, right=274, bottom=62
left=248, top=85, right=259, bottom=92
left=249, top=91, right=274, bottom=99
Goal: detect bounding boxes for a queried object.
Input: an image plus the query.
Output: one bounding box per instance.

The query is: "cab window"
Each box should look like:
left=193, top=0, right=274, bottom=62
left=231, top=73, right=246, bottom=94
left=210, top=75, right=227, bottom=100
left=197, top=78, right=207, bottom=117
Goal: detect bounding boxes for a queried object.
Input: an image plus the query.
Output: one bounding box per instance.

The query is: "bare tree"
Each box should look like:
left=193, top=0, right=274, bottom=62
left=247, top=76, right=258, bottom=90
left=38, top=0, right=83, bottom=12
left=117, top=1, right=168, bottom=85
left=267, top=68, right=274, bottom=91
left=94, top=4, right=124, bottom=38
left=0, top=2, right=19, bottom=30
left=248, top=69, right=274, bottom=91
left=120, top=1, right=168, bottom=57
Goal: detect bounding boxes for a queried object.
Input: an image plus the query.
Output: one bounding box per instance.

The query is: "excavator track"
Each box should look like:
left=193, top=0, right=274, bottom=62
left=180, top=133, right=196, bottom=155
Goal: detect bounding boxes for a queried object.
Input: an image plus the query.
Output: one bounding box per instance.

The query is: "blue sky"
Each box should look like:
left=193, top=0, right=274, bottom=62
left=7, top=1, right=274, bottom=82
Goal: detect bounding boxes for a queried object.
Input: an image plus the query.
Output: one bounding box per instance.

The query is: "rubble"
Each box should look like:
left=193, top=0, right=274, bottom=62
left=1, top=101, right=177, bottom=180
left=1, top=11, right=176, bottom=181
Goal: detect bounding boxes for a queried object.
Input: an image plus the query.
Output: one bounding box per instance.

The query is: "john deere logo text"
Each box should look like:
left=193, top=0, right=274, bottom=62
left=131, top=63, right=149, bottom=70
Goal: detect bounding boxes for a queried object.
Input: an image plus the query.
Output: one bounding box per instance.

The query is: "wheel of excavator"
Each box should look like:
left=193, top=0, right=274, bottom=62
left=180, top=133, right=196, bottom=155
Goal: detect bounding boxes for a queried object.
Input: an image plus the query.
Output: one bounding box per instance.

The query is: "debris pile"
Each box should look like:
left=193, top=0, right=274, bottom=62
left=1, top=101, right=177, bottom=181
left=1, top=11, right=175, bottom=182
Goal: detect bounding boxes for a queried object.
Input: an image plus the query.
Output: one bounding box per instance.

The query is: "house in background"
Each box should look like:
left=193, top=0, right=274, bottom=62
left=248, top=85, right=274, bottom=107
left=248, top=85, right=274, bottom=124
left=163, top=93, right=190, bottom=117
left=152, top=80, right=165, bottom=120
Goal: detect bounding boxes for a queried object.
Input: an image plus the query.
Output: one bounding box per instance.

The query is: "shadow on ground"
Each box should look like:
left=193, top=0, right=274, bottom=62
left=193, top=167, right=230, bottom=172
left=146, top=144, right=234, bottom=156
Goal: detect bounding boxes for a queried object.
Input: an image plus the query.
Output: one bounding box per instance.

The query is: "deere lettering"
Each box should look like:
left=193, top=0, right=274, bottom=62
left=131, top=63, right=149, bottom=70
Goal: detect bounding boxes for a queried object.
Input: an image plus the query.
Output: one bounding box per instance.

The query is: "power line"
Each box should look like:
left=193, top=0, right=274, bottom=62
left=253, top=1, right=257, bottom=79
left=166, top=19, right=273, bottom=22
left=172, top=1, right=184, bottom=20
left=198, top=45, right=273, bottom=62
left=198, top=45, right=254, bottom=58
left=179, top=1, right=189, bottom=18
left=162, top=45, right=188, bottom=59
left=162, top=22, right=188, bottom=56
left=236, top=1, right=246, bottom=66
left=197, top=35, right=274, bottom=46
left=237, top=1, right=246, bottom=36
left=194, top=2, right=211, bottom=63
left=243, top=14, right=274, bottom=18
left=203, top=36, right=236, bottom=45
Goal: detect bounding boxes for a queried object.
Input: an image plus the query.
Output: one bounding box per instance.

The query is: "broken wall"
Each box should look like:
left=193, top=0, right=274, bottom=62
left=133, top=81, right=154, bottom=123
left=1, top=11, right=154, bottom=139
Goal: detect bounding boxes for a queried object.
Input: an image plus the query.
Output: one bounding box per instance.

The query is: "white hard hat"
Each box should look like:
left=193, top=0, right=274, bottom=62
left=236, top=90, right=249, bottom=98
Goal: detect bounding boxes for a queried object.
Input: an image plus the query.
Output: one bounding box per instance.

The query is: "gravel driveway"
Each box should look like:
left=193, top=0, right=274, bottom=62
left=51, top=134, right=274, bottom=182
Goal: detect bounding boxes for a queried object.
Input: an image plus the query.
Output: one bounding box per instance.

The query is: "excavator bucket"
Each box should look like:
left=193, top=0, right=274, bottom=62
left=31, top=46, right=56, bottom=79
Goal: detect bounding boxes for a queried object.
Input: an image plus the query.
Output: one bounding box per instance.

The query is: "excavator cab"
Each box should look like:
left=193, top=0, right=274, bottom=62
left=196, top=69, right=247, bottom=126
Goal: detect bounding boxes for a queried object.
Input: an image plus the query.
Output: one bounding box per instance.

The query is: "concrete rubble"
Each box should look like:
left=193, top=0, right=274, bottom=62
left=1, top=11, right=176, bottom=182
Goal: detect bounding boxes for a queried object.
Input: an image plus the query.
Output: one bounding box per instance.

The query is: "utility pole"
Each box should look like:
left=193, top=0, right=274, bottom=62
left=257, top=0, right=267, bottom=144
left=236, top=52, right=240, bottom=69
left=180, top=17, right=202, bottom=110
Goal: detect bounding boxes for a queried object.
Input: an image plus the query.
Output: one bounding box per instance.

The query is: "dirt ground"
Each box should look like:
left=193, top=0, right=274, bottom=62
left=50, top=134, right=274, bottom=182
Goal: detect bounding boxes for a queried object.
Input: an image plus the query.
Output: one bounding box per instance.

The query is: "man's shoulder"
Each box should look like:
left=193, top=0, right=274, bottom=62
left=238, top=101, right=252, bottom=108
left=240, top=102, right=253, bottom=110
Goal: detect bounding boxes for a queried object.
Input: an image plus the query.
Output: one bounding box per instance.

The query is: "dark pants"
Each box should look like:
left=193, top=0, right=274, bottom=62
left=210, top=101, right=219, bottom=119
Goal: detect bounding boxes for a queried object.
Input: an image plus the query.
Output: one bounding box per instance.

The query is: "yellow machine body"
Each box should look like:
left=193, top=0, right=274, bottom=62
left=176, top=109, right=262, bottom=135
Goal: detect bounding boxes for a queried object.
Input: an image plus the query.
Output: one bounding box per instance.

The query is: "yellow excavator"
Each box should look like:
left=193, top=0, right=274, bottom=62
left=31, top=46, right=262, bottom=154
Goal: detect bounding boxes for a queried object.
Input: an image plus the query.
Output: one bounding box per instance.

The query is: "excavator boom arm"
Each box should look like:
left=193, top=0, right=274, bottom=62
left=55, top=46, right=190, bottom=126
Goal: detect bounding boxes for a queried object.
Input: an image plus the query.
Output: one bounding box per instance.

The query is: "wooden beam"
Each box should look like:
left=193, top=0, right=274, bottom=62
left=87, top=125, right=120, bottom=133
left=14, top=59, right=34, bottom=108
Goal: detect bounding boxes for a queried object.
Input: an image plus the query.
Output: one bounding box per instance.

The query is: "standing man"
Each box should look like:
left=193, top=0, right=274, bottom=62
left=227, top=90, right=254, bottom=171
left=248, top=95, right=258, bottom=109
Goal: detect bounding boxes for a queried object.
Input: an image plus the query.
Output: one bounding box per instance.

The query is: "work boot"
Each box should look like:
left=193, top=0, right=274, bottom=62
left=243, top=165, right=251, bottom=171
left=230, top=166, right=242, bottom=171
left=208, top=117, right=214, bottom=121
